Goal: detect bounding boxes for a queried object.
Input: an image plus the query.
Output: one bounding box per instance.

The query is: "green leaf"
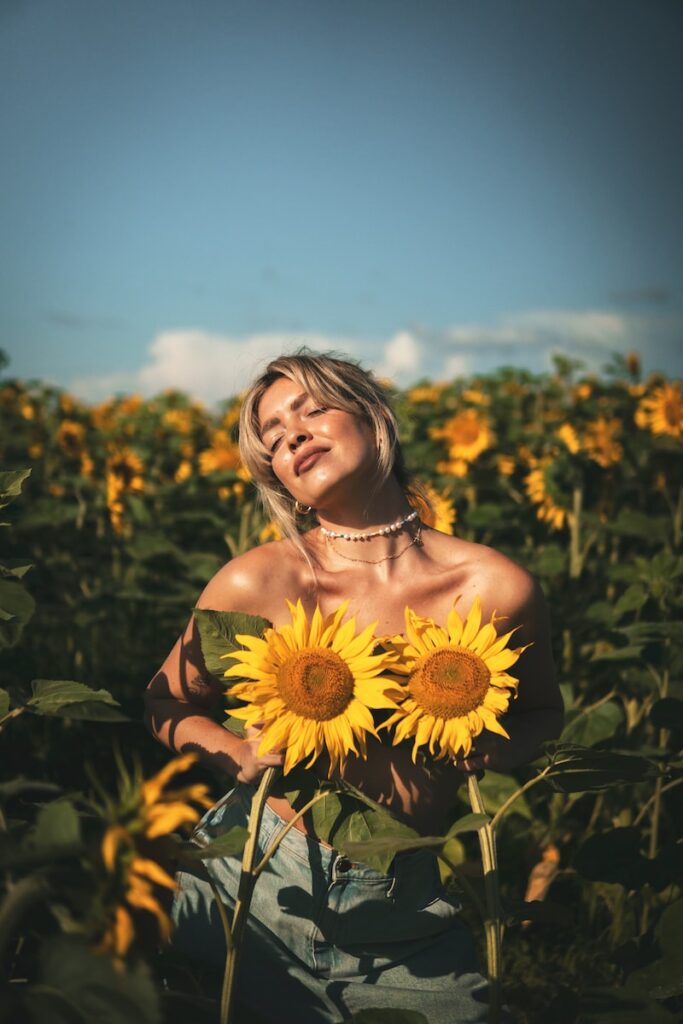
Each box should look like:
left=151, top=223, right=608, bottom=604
left=48, top=700, right=129, bottom=722
left=28, top=680, right=121, bottom=716
left=544, top=746, right=659, bottom=793
left=591, top=644, right=644, bottom=663
left=619, top=621, right=683, bottom=645
left=614, top=583, right=648, bottom=619
left=0, top=687, right=9, bottom=717
left=25, top=935, right=161, bottom=1024
left=585, top=600, right=615, bottom=625
left=194, top=825, right=249, bottom=860
left=28, top=800, right=82, bottom=849
left=343, top=813, right=487, bottom=874
left=295, top=790, right=421, bottom=873
left=0, top=577, right=35, bottom=648
left=0, top=560, right=33, bottom=580
left=561, top=701, right=624, bottom=746
left=343, top=1011, right=430, bottom=1024
left=223, top=714, right=246, bottom=736
left=475, top=771, right=532, bottom=820
left=193, top=607, right=271, bottom=684
left=0, top=467, right=31, bottom=508
left=606, top=509, right=669, bottom=541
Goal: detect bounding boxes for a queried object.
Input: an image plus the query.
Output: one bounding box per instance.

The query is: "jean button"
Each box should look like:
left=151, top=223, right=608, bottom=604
left=336, top=856, right=352, bottom=873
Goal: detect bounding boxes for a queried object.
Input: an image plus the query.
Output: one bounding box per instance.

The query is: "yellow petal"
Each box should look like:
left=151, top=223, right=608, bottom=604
left=101, top=825, right=132, bottom=872
left=460, top=594, right=483, bottom=647
left=130, top=856, right=178, bottom=891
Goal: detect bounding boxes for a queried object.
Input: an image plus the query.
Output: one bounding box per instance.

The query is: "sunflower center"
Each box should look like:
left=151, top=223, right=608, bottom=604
left=453, top=419, right=481, bottom=445
left=409, top=647, right=490, bottom=718
left=277, top=648, right=355, bottom=721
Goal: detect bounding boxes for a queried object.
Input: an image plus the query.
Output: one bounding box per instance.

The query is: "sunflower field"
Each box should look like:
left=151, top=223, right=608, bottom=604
left=1, top=347, right=682, bottom=1024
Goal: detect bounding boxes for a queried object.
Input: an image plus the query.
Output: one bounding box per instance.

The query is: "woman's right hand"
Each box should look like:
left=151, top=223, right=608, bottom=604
left=236, top=726, right=285, bottom=784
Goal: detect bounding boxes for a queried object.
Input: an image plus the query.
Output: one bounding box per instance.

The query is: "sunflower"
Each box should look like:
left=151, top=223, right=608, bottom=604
left=380, top=596, right=526, bottom=762
left=524, top=461, right=569, bottom=531
left=259, top=519, right=283, bottom=542
left=163, top=407, right=195, bottom=435
left=461, top=387, right=491, bottom=407
left=198, top=429, right=242, bottom=475
left=430, top=409, right=493, bottom=465
left=582, top=417, right=623, bottom=467
left=105, top=447, right=145, bottom=533
left=224, top=600, right=400, bottom=775
left=407, top=383, right=448, bottom=404
left=496, top=454, right=516, bottom=477
left=555, top=423, right=580, bottom=454
left=56, top=419, right=86, bottom=457
left=635, top=382, right=683, bottom=439
left=98, top=753, right=212, bottom=959
left=409, top=483, right=456, bottom=535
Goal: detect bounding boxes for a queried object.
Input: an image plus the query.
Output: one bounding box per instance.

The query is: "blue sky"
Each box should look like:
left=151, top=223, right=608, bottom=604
left=2, top=0, right=682, bottom=403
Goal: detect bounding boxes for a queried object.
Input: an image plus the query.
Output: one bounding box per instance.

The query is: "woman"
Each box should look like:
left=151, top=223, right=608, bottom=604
left=145, top=351, right=563, bottom=1023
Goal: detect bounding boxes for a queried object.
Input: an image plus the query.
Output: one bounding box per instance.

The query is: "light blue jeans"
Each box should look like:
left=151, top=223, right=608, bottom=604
left=171, top=783, right=495, bottom=1023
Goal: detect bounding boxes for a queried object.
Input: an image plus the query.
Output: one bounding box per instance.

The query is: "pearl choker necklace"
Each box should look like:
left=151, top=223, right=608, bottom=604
left=320, top=508, right=419, bottom=541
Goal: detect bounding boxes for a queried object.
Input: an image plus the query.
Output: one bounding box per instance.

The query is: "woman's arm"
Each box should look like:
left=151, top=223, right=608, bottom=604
left=143, top=555, right=284, bottom=784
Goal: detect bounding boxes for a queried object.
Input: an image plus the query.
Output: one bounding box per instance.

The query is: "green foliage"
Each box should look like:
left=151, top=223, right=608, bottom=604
left=21, top=936, right=161, bottom=1024
left=1, top=360, right=682, bottom=1022
left=193, top=607, right=272, bottom=687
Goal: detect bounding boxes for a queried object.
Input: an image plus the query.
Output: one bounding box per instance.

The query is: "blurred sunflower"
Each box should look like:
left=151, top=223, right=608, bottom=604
left=56, top=419, right=87, bottom=457
left=163, top=408, right=195, bottom=435
left=635, top=382, right=683, bottom=439
left=380, top=595, right=525, bottom=761
left=224, top=599, right=400, bottom=775
left=98, top=753, right=212, bottom=959
left=572, top=382, right=593, bottom=402
left=496, top=454, right=516, bottom=477
left=199, top=429, right=242, bottom=475
left=174, top=459, right=193, bottom=483
left=555, top=423, right=580, bottom=454
left=582, top=417, right=623, bottom=467
left=461, top=387, right=491, bottom=407
left=409, top=483, right=456, bottom=535
left=105, top=447, right=145, bottom=533
left=524, top=461, right=569, bottom=531
left=259, top=520, right=283, bottom=542
left=407, top=383, right=448, bottom=404
left=430, top=409, right=493, bottom=472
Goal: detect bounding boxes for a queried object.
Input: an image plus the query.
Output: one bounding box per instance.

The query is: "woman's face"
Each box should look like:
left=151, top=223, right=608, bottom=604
left=257, top=376, right=378, bottom=509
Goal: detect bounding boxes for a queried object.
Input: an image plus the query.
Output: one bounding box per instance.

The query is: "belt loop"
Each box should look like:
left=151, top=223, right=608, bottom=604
left=386, top=858, right=399, bottom=899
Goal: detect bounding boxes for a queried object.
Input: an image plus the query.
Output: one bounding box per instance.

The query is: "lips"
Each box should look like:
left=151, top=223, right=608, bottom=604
left=295, top=447, right=329, bottom=474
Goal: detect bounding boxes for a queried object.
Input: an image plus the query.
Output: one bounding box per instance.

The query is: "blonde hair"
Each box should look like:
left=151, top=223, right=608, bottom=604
left=238, top=349, right=425, bottom=558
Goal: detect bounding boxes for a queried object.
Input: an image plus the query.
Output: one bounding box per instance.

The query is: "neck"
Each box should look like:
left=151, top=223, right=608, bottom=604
left=314, top=477, right=412, bottom=536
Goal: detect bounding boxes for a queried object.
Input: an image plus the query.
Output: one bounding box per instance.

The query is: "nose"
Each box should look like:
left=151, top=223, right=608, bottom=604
left=287, top=427, right=311, bottom=452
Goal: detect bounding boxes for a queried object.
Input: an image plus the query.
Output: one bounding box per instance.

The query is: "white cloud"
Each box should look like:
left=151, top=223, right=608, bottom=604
left=72, top=329, right=363, bottom=405
left=377, top=330, right=421, bottom=382
left=67, top=308, right=682, bottom=403
left=444, top=308, right=628, bottom=350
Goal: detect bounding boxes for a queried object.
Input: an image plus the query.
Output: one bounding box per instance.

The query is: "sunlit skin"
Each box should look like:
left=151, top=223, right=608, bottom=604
left=145, top=375, right=563, bottom=836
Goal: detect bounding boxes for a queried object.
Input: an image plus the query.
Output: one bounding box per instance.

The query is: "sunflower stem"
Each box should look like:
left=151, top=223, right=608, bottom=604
left=222, top=767, right=279, bottom=1024
left=467, top=773, right=502, bottom=1024
left=253, top=788, right=332, bottom=878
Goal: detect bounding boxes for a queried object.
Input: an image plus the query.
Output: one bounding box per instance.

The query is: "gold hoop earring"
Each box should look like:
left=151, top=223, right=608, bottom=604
left=295, top=500, right=313, bottom=515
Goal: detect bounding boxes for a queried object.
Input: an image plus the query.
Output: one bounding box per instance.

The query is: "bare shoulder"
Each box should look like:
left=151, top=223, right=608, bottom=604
left=428, top=530, right=543, bottom=623
left=195, top=540, right=304, bottom=619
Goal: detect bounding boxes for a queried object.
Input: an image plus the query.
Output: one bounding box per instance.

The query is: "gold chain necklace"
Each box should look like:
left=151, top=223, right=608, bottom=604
left=326, top=521, right=423, bottom=564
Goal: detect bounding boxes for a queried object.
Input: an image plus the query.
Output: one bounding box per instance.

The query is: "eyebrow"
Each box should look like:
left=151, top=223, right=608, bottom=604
left=259, top=392, right=311, bottom=438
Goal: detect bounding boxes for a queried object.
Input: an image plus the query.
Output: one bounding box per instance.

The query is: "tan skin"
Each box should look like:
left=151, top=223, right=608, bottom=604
left=145, top=376, right=563, bottom=838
